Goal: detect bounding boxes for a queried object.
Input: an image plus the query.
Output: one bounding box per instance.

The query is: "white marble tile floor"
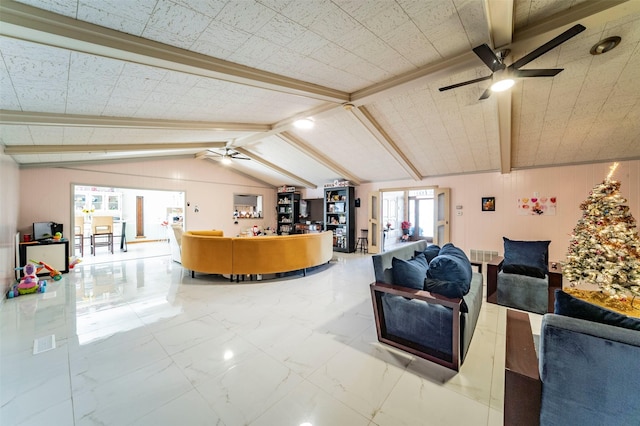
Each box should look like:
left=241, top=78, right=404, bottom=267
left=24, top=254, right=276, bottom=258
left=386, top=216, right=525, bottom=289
left=0, top=245, right=535, bottom=425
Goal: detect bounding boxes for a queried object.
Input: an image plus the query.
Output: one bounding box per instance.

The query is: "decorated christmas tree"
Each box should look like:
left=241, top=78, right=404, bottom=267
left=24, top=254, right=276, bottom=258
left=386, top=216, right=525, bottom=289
left=564, top=163, right=640, bottom=301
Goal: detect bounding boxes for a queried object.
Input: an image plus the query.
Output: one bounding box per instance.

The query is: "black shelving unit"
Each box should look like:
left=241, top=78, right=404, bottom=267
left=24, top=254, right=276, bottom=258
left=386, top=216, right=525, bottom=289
left=324, top=186, right=355, bottom=252
left=277, top=189, right=300, bottom=235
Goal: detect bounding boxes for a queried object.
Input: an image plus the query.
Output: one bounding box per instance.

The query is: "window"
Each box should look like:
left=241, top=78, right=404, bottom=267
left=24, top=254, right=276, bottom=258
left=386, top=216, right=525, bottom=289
left=408, top=189, right=435, bottom=239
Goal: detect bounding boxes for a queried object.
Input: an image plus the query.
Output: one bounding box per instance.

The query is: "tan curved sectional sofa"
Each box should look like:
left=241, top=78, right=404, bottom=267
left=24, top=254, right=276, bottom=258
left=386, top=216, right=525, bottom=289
left=181, top=230, right=334, bottom=279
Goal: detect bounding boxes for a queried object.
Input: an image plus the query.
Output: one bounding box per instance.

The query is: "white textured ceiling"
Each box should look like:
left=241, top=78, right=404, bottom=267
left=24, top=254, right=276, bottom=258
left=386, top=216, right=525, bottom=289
left=1, top=0, right=639, bottom=188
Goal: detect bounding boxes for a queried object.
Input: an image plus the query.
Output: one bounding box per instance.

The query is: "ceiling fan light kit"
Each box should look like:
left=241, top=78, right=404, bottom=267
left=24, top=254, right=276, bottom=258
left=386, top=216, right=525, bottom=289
left=491, top=78, right=515, bottom=92
left=439, top=24, right=586, bottom=100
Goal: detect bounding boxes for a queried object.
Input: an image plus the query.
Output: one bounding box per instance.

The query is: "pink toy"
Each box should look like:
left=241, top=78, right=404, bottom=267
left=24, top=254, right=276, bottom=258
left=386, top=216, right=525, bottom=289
left=8, top=261, right=56, bottom=298
left=9, top=262, right=46, bottom=298
left=18, top=262, right=40, bottom=294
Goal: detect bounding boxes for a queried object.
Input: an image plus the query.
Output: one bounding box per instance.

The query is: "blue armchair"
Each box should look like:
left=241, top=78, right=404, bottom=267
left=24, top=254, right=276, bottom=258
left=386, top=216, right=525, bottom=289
left=505, top=306, right=640, bottom=425
left=487, top=238, right=556, bottom=314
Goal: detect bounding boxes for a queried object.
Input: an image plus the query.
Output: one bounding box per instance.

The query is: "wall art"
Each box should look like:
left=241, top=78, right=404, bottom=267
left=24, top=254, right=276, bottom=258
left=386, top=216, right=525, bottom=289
left=518, top=196, right=556, bottom=215
left=482, top=197, right=495, bottom=211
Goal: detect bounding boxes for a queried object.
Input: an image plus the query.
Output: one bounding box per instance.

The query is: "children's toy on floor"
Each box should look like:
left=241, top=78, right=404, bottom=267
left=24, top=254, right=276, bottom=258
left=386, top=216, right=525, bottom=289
left=69, top=256, right=82, bottom=269
left=9, top=262, right=47, bottom=298
left=31, top=259, right=62, bottom=281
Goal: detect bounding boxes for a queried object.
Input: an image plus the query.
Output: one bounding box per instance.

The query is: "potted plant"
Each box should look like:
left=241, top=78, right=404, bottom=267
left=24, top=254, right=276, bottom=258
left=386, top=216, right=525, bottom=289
left=401, top=221, right=411, bottom=241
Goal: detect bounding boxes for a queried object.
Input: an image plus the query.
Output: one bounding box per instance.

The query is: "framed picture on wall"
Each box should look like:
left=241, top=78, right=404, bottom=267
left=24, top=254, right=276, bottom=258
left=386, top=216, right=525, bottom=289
left=482, top=197, right=495, bottom=211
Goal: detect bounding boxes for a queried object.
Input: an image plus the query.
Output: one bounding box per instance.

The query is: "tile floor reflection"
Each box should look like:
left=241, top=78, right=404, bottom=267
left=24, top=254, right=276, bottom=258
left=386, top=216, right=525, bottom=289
left=1, top=243, right=524, bottom=426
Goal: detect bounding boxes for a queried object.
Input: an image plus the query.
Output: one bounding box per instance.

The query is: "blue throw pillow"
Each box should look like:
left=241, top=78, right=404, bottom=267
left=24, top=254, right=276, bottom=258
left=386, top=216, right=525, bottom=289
left=554, top=290, right=640, bottom=331
left=427, top=251, right=472, bottom=296
left=391, top=254, right=428, bottom=290
left=415, top=244, right=441, bottom=263
left=503, top=237, right=550, bottom=275
left=503, top=264, right=546, bottom=279
left=423, top=278, right=469, bottom=313
left=439, top=243, right=472, bottom=283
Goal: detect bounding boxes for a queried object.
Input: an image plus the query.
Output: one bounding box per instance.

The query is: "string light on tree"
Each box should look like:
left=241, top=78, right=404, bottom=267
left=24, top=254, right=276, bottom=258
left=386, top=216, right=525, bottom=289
left=563, top=162, right=640, bottom=303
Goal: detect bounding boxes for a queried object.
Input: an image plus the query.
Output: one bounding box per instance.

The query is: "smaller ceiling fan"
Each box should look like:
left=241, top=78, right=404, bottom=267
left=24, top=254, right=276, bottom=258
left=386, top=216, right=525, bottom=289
left=204, top=147, right=251, bottom=164
left=439, top=24, right=586, bottom=100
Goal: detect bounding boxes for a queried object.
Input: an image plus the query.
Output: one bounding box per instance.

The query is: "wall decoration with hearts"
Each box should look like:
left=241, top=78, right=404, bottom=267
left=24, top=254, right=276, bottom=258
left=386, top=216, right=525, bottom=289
left=517, top=196, right=557, bottom=215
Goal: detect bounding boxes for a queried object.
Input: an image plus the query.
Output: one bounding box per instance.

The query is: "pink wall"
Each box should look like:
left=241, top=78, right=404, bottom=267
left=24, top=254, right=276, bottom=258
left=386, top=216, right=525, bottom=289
left=353, top=160, right=639, bottom=262
left=18, top=158, right=277, bottom=242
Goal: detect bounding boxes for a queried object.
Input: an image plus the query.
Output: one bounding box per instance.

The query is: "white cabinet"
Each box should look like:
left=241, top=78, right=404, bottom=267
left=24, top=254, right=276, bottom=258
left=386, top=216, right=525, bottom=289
left=75, top=188, right=122, bottom=219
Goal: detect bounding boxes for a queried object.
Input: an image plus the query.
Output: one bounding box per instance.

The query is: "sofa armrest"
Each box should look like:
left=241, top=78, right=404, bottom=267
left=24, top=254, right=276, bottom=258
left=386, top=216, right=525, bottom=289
left=370, top=281, right=462, bottom=370
left=486, top=256, right=504, bottom=305
left=504, top=309, right=541, bottom=426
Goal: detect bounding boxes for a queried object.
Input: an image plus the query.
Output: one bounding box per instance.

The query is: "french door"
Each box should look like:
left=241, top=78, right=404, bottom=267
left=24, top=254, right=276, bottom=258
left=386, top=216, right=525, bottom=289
left=372, top=187, right=450, bottom=250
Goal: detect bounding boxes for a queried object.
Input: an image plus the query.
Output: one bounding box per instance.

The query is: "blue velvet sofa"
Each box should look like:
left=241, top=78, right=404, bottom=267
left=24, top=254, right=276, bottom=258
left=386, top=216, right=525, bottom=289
left=505, top=292, right=640, bottom=425
left=370, top=241, right=483, bottom=371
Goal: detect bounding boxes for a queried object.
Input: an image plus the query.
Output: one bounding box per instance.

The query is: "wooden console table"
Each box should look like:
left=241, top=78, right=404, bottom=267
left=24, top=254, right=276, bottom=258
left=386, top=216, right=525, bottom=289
left=487, top=257, right=562, bottom=313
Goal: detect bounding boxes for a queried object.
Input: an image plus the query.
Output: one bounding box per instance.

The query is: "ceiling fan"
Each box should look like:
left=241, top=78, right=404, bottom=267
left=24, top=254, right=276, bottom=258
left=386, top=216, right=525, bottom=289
left=439, top=24, right=586, bottom=100
left=204, top=147, right=251, bottom=164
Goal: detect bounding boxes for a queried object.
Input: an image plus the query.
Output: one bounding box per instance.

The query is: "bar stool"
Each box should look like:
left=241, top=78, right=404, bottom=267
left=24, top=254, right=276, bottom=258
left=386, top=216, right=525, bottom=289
left=356, top=229, right=368, bottom=253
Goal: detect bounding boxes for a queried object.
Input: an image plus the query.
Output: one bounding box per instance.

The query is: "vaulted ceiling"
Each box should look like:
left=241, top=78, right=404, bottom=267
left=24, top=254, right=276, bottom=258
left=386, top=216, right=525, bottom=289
left=1, top=0, right=639, bottom=188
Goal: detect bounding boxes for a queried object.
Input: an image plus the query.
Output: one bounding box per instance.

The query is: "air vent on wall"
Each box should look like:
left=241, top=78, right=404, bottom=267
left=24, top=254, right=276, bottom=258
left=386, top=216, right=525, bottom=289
left=470, top=249, right=499, bottom=262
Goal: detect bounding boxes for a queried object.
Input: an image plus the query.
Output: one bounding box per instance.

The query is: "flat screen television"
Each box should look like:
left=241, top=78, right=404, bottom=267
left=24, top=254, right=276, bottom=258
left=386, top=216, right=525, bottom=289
left=33, top=222, right=53, bottom=241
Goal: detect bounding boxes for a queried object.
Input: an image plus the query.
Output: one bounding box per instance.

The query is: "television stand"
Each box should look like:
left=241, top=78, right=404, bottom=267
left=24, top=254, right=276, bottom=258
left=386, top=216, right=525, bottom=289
left=19, top=240, right=69, bottom=276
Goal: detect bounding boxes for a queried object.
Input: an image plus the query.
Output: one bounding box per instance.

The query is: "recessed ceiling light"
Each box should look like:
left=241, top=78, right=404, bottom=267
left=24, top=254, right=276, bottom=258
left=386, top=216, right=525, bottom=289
left=293, top=118, right=314, bottom=129
left=490, top=78, right=515, bottom=92
left=590, top=36, right=621, bottom=55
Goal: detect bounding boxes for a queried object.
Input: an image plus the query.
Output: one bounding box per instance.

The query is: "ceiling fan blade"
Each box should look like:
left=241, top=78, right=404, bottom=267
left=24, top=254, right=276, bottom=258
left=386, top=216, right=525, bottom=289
left=513, top=68, right=563, bottom=78
left=472, top=44, right=505, bottom=72
left=509, top=24, right=586, bottom=70
left=439, top=75, right=492, bottom=92
left=479, top=88, right=492, bottom=100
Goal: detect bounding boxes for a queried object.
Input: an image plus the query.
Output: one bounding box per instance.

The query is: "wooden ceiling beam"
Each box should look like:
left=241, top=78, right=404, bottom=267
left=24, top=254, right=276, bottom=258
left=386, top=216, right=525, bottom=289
left=4, top=142, right=226, bottom=155
left=0, top=110, right=269, bottom=132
